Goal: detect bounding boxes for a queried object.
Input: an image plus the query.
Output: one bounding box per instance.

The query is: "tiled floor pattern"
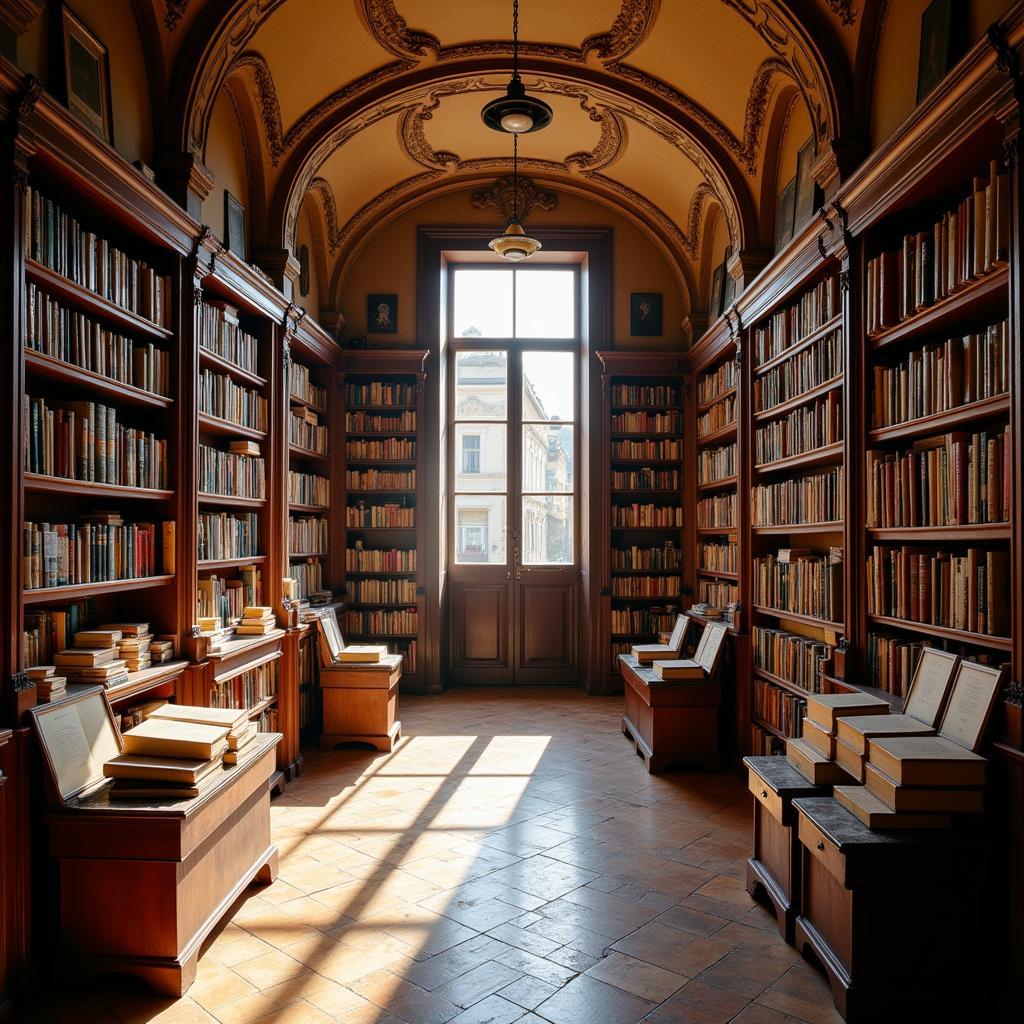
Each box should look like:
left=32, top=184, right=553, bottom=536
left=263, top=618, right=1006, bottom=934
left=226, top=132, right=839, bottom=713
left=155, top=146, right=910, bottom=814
left=24, top=688, right=843, bottom=1024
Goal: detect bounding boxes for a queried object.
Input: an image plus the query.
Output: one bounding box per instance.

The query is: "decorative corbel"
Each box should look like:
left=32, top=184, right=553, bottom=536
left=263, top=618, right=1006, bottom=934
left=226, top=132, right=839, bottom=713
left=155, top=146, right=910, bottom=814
left=158, top=151, right=214, bottom=220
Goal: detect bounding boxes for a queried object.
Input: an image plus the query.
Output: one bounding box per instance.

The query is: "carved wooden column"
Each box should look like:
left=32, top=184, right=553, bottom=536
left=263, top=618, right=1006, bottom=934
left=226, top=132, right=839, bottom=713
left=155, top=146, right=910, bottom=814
left=159, top=152, right=214, bottom=222
left=727, top=250, right=770, bottom=295
left=255, top=249, right=301, bottom=300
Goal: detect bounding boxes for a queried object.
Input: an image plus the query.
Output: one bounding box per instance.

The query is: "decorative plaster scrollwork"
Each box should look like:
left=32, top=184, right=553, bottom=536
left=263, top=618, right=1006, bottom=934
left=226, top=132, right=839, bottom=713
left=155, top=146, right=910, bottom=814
left=230, top=52, right=284, bottom=164
left=358, top=0, right=439, bottom=61
left=582, top=0, right=661, bottom=63
left=470, top=176, right=558, bottom=222
left=308, top=178, right=341, bottom=254
left=825, top=1, right=857, bottom=27
left=684, top=184, right=717, bottom=259
left=164, top=0, right=190, bottom=31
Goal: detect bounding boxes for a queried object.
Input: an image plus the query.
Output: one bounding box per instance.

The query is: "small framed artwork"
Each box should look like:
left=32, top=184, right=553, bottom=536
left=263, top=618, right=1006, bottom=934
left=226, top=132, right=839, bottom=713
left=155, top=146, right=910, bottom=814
left=298, top=243, right=310, bottom=297
left=224, top=191, right=246, bottom=259
left=630, top=293, right=662, bottom=336
left=793, top=137, right=820, bottom=230
left=917, top=0, right=956, bottom=103
left=709, top=265, right=725, bottom=319
left=368, top=294, right=398, bottom=334
left=938, top=661, right=1004, bottom=752
left=57, top=6, right=113, bottom=144
left=774, top=178, right=796, bottom=254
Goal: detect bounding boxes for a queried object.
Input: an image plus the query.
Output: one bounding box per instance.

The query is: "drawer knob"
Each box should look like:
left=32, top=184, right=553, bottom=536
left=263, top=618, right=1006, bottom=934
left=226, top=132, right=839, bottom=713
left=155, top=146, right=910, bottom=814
left=761, top=789, right=768, bottom=799
left=816, top=841, right=825, bottom=851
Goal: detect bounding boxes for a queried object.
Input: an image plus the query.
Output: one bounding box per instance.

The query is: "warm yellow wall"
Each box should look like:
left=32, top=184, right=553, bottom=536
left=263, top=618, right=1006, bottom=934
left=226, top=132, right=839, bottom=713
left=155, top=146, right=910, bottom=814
left=294, top=200, right=322, bottom=317
left=776, top=101, right=811, bottom=198
left=338, top=187, right=689, bottom=350
left=203, top=91, right=250, bottom=246
left=705, top=211, right=730, bottom=311
left=871, top=0, right=1017, bottom=148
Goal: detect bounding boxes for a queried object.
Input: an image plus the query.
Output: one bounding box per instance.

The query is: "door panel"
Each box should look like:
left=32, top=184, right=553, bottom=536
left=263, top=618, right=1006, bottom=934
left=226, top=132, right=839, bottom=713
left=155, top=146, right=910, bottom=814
left=516, top=579, right=577, bottom=684
left=449, top=581, right=512, bottom=685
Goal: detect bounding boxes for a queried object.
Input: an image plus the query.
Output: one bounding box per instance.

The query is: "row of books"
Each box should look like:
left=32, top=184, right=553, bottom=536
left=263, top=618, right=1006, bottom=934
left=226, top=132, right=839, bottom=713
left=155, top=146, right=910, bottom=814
left=866, top=631, right=925, bottom=698
left=199, top=369, right=267, bottom=431
left=611, top=640, right=633, bottom=671
left=26, top=187, right=171, bottom=327
left=697, top=579, right=738, bottom=606
left=611, top=576, right=680, bottom=598
left=345, top=502, right=415, bottom=528
left=753, top=275, right=839, bottom=366
left=611, top=543, right=682, bottom=571
left=198, top=511, right=259, bottom=561
left=24, top=396, right=168, bottom=488
left=698, top=541, right=737, bottom=574
left=346, top=545, right=416, bottom=573
left=610, top=469, right=680, bottom=491
left=697, top=493, right=736, bottom=530
left=345, top=608, right=417, bottom=635
left=390, top=639, right=417, bottom=674
left=865, top=544, right=1010, bottom=637
left=754, top=391, right=842, bottom=466
left=611, top=439, right=680, bottom=461
left=348, top=578, right=417, bottom=603
left=346, top=468, right=416, bottom=491
left=750, top=722, right=786, bottom=755
left=199, top=443, right=266, bottom=499
left=345, top=438, right=416, bottom=461
left=865, top=428, right=1011, bottom=528
left=345, top=411, right=416, bottom=433
left=298, top=632, right=319, bottom=728
left=697, top=362, right=737, bottom=406
left=288, top=470, right=329, bottom=506
left=24, top=516, right=168, bottom=590
left=611, top=607, right=678, bottom=637
left=610, top=411, right=681, bottom=434
left=753, top=329, right=842, bottom=413
left=751, top=466, right=843, bottom=529
left=209, top=660, right=277, bottom=711
left=611, top=504, right=683, bottom=528
left=290, top=363, right=328, bottom=409
left=610, top=384, right=678, bottom=407
left=255, top=706, right=279, bottom=733
left=871, top=320, right=1009, bottom=428
left=27, top=283, right=170, bottom=396
left=698, top=443, right=736, bottom=485
left=290, top=558, right=323, bottom=600
left=753, top=549, right=843, bottom=623
left=289, top=515, right=327, bottom=554
left=347, top=382, right=416, bottom=407
left=865, top=161, right=1008, bottom=333
left=290, top=409, right=328, bottom=454
left=697, top=395, right=736, bottom=439
left=197, top=568, right=262, bottom=623
left=753, top=679, right=805, bottom=737
left=22, top=600, right=91, bottom=667
left=753, top=624, right=832, bottom=693
left=199, top=301, right=259, bottom=375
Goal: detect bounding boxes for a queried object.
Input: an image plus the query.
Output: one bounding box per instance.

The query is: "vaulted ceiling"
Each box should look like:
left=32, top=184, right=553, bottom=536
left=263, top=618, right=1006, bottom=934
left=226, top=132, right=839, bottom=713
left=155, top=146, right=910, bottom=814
left=143, top=0, right=884, bottom=315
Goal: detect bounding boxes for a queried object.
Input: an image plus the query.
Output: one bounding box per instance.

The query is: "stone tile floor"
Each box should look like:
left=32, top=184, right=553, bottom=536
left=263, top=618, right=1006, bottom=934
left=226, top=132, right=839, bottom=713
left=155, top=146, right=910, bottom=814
left=24, top=688, right=843, bottom=1024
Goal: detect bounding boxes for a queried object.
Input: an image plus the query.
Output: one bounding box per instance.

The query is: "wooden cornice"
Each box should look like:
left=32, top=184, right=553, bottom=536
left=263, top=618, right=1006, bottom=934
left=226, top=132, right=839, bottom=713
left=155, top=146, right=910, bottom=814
left=686, top=316, right=735, bottom=374
left=0, top=0, right=42, bottom=36
left=338, top=350, right=428, bottom=375
left=596, top=351, right=688, bottom=375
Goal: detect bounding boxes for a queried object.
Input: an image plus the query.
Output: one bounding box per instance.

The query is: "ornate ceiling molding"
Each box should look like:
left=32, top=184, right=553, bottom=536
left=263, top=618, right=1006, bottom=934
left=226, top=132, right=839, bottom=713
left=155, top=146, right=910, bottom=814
left=358, top=0, right=440, bottom=61
left=164, top=0, right=190, bottom=31
left=229, top=51, right=285, bottom=165
left=684, top=183, right=717, bottom=258
left=307, top=177, right=341, bottom=254
left=582, top=0, right=661, bottom=64
left=470, top=176, right=558, bottom=222
left=742, top=58, right=791, bottom=171
left=826, top=1, right=857, bottom=27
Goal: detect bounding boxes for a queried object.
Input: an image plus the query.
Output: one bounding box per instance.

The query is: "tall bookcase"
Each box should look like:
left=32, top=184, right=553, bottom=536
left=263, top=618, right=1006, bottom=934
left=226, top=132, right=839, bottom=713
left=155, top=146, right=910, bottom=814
left=597, top=353, right=686, bottom=692
left=339, top=350, right=427, bottom=691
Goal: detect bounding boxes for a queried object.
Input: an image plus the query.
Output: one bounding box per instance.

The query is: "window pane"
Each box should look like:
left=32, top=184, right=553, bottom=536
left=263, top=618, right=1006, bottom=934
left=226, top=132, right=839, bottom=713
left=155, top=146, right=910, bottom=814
left=522, top=495, right=573, bottom=564
left=522, top=423, right=573, bottom=492
left=455, top=494, right=507, bottom=563
left=455, top=423, right=505, bottom=491
left=522, top=350, right=574, bottom=421
left=453, top=269, right=513, bottom=338
left=455, top=350, right=507, bottom=420
left=514, top=270, right=575, bottom=338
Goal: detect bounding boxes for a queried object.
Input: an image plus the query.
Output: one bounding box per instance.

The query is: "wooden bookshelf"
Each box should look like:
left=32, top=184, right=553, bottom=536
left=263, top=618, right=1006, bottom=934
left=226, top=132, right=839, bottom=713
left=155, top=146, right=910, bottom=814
left=339, top=351, right=427, bottom=692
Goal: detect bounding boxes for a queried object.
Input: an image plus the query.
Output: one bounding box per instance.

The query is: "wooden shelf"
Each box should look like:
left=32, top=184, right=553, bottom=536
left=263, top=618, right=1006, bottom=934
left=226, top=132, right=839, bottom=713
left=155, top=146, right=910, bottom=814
left=697, top=569, right=739, bottom=580
left=753, top=521, right=843, bottom=535
left=611, top=568, right=683, bottom=575
left=611, top=402, right=680, bottom=412
left=289, top=502, right=327, bottom=513
left=206, top=629, right=286, bottom=662
left=610, top=524, right=684, bottom=532
left=344, top=525, right=416, bottom=532
left=819, top=672, right=903, bottom=710
left=26, top=259, right=173, bottom=342
left=696, top=422, right=737, bottom=447
left=198, top=555, right=266, bottom=571
left=345, top=459, right=417, bottom=467
left=288, top=444, right=329, bottom=462
left=752, top=716, right=789, bottom=741
left=288, top=552, right=325, bottom=560
left=696, top=385, right=737, bottom=413
left=346, top=488, right=416, bottom=495
left=199, top=492, right=266, bottom=509
left=343, top=430, right=417, bottom=439
left=753, top=375, right=844, bottom=423
left=611, top=432, right=682, bottom=440
left=345, top=403, right=416, bottom=412
left=344, top=570, right=416, bottom=576
left=609, top=594, right=682, bottom=602
left=696, top=525, right=738, bottom=536
left=753, top=667, right=817, bottom=700
left=868, top=266, right=1008, bottom=350
left=247, top=695, right=279, bottom=719
left=866, top=614, right=1012, bottom=651
left=866, top=523, right=1011, bottom=542
left=611, top=488, right=681, bottom=497
left=697, top=475, right=737, bottom=492
left=752, top=605, right=844, bottom=632
left=868, top=393, right=1010, bottom=443
left=24, top=473, right=173, bottom=501
left=198, top=346, right=267, bottom=389
left=101, top=660, right=190, bottom=706
left=754, top=441, right=844, bottom=474
left=754, top=314, right=844, bottom=376
left=290, top=393, right=327, bottom=415
left=24, top=574, right=175, bottom=605
left=24, top=350, right=173, bottom=409
left=198, top=412, right=266, bottom=441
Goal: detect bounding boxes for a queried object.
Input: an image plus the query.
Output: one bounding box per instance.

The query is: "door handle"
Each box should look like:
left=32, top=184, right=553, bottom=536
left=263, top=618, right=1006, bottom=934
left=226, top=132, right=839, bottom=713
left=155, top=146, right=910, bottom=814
left=516, top=572, right=523, bottom=581
left=506, top=571, right=512, bottom=580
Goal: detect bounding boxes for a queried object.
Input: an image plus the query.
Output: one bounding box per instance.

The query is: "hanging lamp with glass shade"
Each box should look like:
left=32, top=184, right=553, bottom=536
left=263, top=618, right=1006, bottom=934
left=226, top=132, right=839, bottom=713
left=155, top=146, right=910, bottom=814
left=489, top=132, right=542, bottom=261
left=481, top=0, right=553, bottom=134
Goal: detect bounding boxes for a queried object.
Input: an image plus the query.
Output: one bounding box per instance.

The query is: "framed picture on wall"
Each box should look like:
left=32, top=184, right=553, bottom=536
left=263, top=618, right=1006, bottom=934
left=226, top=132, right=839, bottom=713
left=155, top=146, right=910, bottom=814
left=709, top=265, right=725, bottom=320
left=917, top=0, right=956, bottom=103
left=630, top=293, right=662, bottom=336
left=57, top=6, right=113, bottom=145
left=774, top=178, right=796, bottom=254
left=368, top=294, right=398, bottom=334
left=794, top=137, right=820, bottom=230
left=224, top=191, right=246, bottom=259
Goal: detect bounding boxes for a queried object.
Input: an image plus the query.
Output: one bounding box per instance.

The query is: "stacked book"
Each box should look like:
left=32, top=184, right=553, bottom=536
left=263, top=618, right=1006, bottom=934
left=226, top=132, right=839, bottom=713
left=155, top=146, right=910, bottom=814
left=102, top=622, right=152, bottom=672
left=146, top=704, right=257, bottom=766
left=54, top=628, right=130, bottom=689
left=26, top=665, right=66, bottom=702
left=787, top=692, right=890, bottom=785
left=151, top=637, right=175, bottom=663
left=236, top=606, right=277, bottom=636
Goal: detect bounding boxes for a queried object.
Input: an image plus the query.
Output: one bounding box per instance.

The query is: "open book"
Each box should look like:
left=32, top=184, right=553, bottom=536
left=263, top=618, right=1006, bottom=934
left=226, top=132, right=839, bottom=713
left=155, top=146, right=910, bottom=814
left=316, top=611, right=388, bottom=666
left=631, top=614, right=690, bottom=664
left=652, top=622, right=728, bottom=681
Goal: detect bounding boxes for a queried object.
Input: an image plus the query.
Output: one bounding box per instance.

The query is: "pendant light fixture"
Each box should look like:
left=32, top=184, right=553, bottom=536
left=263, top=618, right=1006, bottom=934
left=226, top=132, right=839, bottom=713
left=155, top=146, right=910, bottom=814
left=488, top=131, right=542, bottom=262
left=481, top=0, right=553, bottom=134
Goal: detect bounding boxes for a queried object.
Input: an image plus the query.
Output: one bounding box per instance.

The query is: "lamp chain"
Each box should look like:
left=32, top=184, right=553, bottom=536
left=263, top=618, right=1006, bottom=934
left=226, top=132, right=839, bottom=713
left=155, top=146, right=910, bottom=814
left=513, top=130, right=519, bottom=223
left=513, top=0, right=519, bottom=79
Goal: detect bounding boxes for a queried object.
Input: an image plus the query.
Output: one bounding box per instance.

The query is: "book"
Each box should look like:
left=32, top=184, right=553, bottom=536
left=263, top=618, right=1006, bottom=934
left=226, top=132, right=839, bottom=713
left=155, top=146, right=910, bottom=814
left=834, top=784, right=952, bottom=829
left=54, top=647, right=115, bottom=667
left=863, top=762, right=984, bottom=812
left=235, top=622, right=276, bottom=635
left=100, top=622, right=150, bottom=636
left=652, top=659, right=703, bottom=681
left=835, top=713, right=936, bottom=755
left=122, top=718, right=228, bottom=760
left=102, top=753, right=223, bottom=785
left=866, top=734, right=987, bottom=786
left=339, top=644, right=388, bottom=663
left=25, top=665, right=55, bottom=680
left=74, top=629, right=122, bottom=647
left=785, top=737, right=851, bottom=785
left=107, top=779, right=201, bottom=801
left=800, top=717, right=835, bottom=759
left=146, top=703, right=249, bottom=734
left=834, top=737, right=865, bottom=782
left=242, top=606, right=273, bottom=619
left=805, top=692, right=889, bottom=731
